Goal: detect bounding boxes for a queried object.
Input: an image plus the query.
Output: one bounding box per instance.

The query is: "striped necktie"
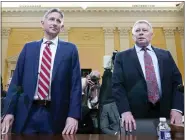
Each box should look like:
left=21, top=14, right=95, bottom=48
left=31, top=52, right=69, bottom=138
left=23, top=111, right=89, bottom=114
left=37, top=41, right=52, bottom=100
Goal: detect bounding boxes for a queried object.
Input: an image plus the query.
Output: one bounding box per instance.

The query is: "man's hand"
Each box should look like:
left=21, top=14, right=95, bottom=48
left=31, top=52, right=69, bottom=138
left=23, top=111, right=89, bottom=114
left=121, top=112, right=136, bottom=132
left=62, top=117, right=78, bottom=135
left=86, top=75, right=94, bottom=86
left=170, top=110, right=183, bottom=125
left=1, top=114, right=14, bottom=134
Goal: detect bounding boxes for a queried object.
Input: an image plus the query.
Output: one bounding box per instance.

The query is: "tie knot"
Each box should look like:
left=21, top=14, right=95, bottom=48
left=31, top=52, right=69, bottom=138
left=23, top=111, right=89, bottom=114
left=141, top=47, right=149, bottom=52
left=45, top=41, right=52, bottom=46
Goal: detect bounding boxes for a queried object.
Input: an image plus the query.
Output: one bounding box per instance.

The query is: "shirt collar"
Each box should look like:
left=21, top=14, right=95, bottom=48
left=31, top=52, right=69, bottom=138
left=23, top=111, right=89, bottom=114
left=135, top=44, right=153, bottom=53
left=43, top=36, right=58, bottom=46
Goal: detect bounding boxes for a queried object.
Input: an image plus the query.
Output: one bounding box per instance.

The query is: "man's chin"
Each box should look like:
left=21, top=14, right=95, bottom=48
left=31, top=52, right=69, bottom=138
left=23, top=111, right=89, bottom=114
left=49, top=32, right=59, bottom=37
left=136, top=42, right=148, bottom=47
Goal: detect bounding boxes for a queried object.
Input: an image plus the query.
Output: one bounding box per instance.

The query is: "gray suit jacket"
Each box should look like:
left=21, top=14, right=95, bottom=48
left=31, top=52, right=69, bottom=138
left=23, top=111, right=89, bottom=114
left=100, top=102, right=124, bottom=135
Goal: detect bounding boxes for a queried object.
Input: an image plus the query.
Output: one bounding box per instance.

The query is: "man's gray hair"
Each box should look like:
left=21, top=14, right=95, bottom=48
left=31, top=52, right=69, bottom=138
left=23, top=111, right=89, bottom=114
left=132, top=20, right=153, bottom=34
left=42, top=8, right=64, bottom=20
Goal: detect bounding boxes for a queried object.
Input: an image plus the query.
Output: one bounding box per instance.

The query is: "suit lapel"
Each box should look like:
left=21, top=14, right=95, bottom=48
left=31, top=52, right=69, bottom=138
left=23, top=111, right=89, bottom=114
left=26, top=39, right=42, bottom=101
left=52, top=40, right=64, bottom=81
left=34, top=39, right=43, bottom=77
left=131, top=47, right=145, bottom=79
left=152, top=46, right=163, bottom=81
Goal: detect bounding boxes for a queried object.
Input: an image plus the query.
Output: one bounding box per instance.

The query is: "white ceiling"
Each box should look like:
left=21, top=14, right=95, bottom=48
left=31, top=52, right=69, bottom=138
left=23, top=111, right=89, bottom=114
left=2, top=2, right=183, bottom=8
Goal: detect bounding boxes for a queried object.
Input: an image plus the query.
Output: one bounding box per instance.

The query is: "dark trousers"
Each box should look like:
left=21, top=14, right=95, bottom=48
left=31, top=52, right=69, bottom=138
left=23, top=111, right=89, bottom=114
left=22, top=104, right=53, bottom=134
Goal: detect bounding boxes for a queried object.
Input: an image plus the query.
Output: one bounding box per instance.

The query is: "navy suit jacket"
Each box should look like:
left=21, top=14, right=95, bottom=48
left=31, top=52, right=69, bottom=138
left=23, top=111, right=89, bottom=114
left=3, top=39, right=82, bottom=134
left=112, top=46, right=184, bottom=118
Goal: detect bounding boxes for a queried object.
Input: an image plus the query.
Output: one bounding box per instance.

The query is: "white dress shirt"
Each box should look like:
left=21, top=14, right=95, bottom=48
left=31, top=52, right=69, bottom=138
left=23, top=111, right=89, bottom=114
left=135, top=44, right=182, bottom=113
left=34, top=36, right=58, bottom=100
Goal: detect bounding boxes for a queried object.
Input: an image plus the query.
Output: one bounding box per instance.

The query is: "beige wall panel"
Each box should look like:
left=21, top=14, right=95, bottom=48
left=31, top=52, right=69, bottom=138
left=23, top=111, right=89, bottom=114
left=4, top=28, right=43, bottom=84
left=68, top=27, right=104, bottom=75
left=174, top=31, right=184, bottom=79
left=78, top=45, right=104, bottom=74
left=69, top=27, right=104, bottom=45
left=151, top=28, right=166, bottom=49
left=114, top=28, right=120, bottom=51
left=129, top=30, right=135, bottom=48
left=8, top=28, right=43, bottom=57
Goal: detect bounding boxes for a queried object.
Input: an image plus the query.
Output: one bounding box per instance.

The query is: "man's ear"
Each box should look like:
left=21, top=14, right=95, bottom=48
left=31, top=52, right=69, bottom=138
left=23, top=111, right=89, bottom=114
left=151, top=32, right=154, bottom=38
left=150, top=32, right=154, bottom=40
left=41, top=20, right=44, bottom=28
left=60, top=24, right=64, bottom=32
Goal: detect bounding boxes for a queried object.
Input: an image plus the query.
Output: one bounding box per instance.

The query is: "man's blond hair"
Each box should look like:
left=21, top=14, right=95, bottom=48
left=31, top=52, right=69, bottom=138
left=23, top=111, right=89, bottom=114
left=132, top=20, right=153, bottom=34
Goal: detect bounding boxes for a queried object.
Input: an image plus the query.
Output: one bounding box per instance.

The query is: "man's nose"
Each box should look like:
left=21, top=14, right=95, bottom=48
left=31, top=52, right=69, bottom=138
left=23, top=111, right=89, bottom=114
left=139, top=31, right=144, bottom=35
left=52, top=20, right=58, bottom=25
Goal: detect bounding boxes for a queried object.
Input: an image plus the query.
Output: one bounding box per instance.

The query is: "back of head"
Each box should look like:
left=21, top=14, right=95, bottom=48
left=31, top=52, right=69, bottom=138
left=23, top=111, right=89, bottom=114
left=99, top=70, right=115, bottom=105
left=112, top=50, right=118, bottom=65
left=89, top=70, right=101, bottom=80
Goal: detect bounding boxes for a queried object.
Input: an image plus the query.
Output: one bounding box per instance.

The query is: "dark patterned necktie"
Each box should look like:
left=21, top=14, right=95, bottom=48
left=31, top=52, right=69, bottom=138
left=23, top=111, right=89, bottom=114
left=143, top=48, right=160, bottom=104
left=37, top=41, right=52, bottom=100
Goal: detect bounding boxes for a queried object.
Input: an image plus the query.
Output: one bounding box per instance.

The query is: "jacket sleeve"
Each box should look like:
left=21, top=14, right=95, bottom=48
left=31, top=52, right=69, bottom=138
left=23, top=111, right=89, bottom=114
left=3, top=44, right=27, bottom=116
left=68, top=45, right=82, bottom=120
left=168, top=51, right=184, bottom=114
left=112, top=53, right=130, bottom=115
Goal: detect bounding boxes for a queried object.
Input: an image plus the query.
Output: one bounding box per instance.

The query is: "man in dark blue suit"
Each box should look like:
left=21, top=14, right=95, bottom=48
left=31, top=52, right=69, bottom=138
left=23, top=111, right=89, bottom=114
left=112, top=20, right=184, bottom=132
left=2, top=8, right=82, bottom=134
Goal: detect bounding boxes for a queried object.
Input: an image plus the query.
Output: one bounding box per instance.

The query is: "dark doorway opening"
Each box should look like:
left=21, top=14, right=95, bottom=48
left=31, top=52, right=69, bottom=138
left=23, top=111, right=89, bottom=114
left=81, top=69, right=92, bottom=77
